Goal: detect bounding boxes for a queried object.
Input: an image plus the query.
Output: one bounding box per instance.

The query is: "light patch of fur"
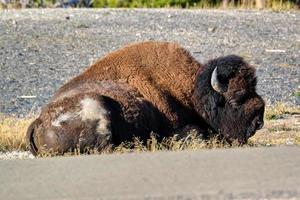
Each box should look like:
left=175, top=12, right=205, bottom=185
left=52, top=112, right=75, bottom=127
left=79, top=98, right=104, bottom=121
left=47, top=130, right=57, bottom=140
left=79, top=98, right=110, bottom=137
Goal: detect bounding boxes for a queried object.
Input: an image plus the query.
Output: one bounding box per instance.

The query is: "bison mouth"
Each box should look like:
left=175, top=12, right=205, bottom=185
left=234, top=123, right=263, bottom=145
left=222, top=131, right=254, bottom=145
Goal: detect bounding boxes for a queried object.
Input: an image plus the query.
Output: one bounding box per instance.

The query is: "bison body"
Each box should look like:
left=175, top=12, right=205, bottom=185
left=27, top=81, right=162, bottom=155
left=54, top=41, right=264, bottom=143
left=27, top=41, right=265, bottom=155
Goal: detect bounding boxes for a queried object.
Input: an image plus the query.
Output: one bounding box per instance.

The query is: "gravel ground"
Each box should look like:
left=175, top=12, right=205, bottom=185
left=0, top=150, right=34, bottom=160
left=0, top=9, right=299, bottom=116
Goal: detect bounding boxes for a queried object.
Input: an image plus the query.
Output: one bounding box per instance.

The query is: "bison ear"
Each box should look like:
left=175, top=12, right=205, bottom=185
left=211, top=67, right=228, bottom=94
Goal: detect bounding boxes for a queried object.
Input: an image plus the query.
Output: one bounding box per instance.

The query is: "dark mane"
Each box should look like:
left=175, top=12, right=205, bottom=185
left=192, top=55, right=265, bottom=143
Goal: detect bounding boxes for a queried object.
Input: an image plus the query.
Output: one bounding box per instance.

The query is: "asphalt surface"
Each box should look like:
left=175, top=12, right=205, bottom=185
left=0, top=9, right=299, bottom=116
left=0, top=146, right=299, bottom=199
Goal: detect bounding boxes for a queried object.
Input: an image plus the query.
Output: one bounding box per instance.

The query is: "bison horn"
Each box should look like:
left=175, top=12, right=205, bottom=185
left=211, top=67, right=227, bottom=94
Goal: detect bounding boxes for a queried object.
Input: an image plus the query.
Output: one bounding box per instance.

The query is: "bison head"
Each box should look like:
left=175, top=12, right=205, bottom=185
left=26, top=93, right=112, bottom=156
left=192, top=55, right=265, bottom=144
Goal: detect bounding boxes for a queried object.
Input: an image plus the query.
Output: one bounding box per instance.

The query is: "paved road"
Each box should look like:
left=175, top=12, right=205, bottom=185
left=0, top=146, right=299, bottom=199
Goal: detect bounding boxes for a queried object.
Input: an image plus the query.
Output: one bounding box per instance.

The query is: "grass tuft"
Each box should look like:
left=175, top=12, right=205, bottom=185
left=294, top=91, right=300, bottom=97
left=113, top=133, right=231, bottom=154
left=264, top=102, right=300, bottom=120
left=0, top=116, right=34, bottom=151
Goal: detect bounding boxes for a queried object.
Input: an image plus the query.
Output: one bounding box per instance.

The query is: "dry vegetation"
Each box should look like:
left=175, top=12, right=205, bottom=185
left=0, top=115, right=33, bottom=152
left=0, top=103, right=299, bottom=156
left=250, top=103, right=300, bottom=146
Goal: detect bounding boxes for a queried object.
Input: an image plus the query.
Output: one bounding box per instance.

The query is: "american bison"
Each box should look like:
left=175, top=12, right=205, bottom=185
left=54, top=41, right=264, bottom=142
left=27, top=81, right=162, bottom=155
left=27, top=41, right=265, bottom=155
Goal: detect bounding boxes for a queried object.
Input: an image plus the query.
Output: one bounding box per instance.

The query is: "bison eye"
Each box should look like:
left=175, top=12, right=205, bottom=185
left=229, top=98, right=240, bottom=108
left=255, top=120, right=264, bottom=130
left=252, top=116, right=264, bottom=130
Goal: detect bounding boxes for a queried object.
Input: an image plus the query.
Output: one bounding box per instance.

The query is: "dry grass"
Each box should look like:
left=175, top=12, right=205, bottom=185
left=0, top=115, right=34, bottom=151
left=264, top=102, right=300, bottom=120
left=0, top=103, right=299, bottom=155
left=250, top=103, right=300, bottom=146
left=36, top=134, right=230, bottom=157
left=113, top=134, right=231, bottom=154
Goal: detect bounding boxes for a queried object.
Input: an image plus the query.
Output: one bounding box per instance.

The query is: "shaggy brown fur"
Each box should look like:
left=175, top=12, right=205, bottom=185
left=27, top=81, right=162, bottom=156
left=54, top=41, right=202, bottom=131
left=54, top=41, right=264, bottom=143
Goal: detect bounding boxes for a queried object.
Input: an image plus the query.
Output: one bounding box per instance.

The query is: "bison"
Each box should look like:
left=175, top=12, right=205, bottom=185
left=27, top=81, right=162, bottom=155
left=27, top=41, right=265, bottom=155
left=54, top=41, right=264, bottom=142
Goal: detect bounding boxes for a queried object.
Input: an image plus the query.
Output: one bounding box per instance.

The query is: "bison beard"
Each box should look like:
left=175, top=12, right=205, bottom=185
left=27, top=41, right=265, bottom=155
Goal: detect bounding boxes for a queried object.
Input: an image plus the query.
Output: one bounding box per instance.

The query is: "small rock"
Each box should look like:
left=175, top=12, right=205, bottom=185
left=0, top=151, right=35, bottom=160
left=208, top=27, right=216, bottom=32
left=286, top=138, right=294, bottom=146
left=12, top=20, right=17, bottom=26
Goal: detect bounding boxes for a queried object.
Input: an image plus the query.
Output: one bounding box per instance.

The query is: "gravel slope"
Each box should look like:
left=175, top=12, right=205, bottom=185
left=0, top=9, right=299, bottom=116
